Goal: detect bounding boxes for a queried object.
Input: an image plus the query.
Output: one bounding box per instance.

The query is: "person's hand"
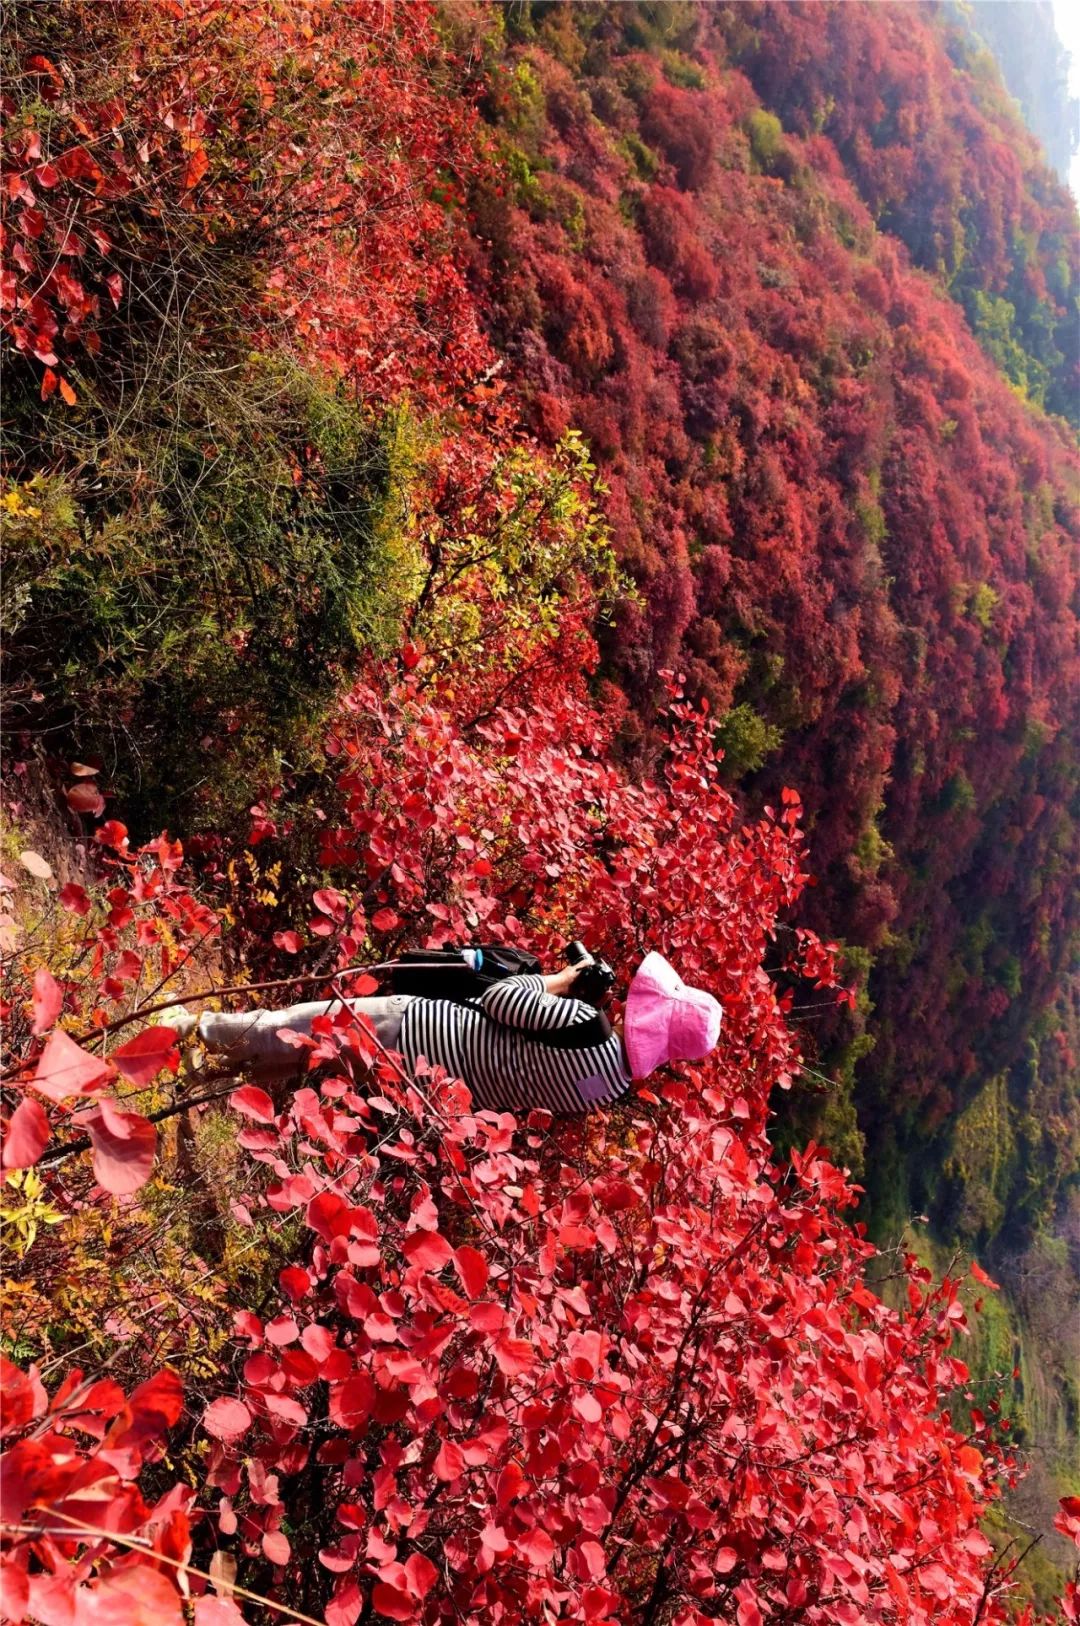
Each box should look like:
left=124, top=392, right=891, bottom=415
left=542, top=964, right=584, bottom=998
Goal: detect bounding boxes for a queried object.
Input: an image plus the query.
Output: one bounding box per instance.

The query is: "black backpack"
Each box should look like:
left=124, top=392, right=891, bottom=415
left=387, top=944, right=541, bottom=1000
left=387, top=945, right=613, bottom=1051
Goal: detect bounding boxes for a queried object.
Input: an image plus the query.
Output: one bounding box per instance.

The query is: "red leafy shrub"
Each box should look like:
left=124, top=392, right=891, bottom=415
left=179, top=1018, right=1013, bottom=1625
left=1, top=0, right=497, bottom=418
left=0, top=1362, right=206, bottom=1625
left=269, top=663, right=840, bottom=1057
left=0, top=663, right=1063, bottom=1622
left=640, top=82, right=718, bottom=192
left=639, top=187, right=721, bottom=303
left=0, top=823, right=217, bottom=1193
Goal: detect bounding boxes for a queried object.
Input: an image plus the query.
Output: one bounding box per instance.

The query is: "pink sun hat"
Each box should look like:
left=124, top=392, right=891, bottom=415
left=624, top=951, right=723, bottom=1079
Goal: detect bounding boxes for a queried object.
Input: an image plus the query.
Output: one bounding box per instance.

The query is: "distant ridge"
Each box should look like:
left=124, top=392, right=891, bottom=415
left=964, top=0, right=1079, bottom=182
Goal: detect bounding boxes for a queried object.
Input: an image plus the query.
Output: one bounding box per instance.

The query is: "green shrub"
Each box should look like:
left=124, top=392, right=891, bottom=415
left=714, top=701, right=783, bottom=776
left=938, top=769, right=977, bottom=814
left=619, top=131, right=661, bottom=181
left=746, top=108, right=787, bottom=172
left=2, top=359, right=409, bottom=829
left=970, top=580, right=1000, bottom=629
left=408, top=429, right=622, bottom=675
left=963, top=288, right=1054, bottom=410
left=660, top=49, right=706, bottom=90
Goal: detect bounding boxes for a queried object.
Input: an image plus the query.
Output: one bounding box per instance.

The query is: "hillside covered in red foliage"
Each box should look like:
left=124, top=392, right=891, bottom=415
left=460, top=0, right=1079, bottom=1207
left=1, top=1, right=1078, bottom=1621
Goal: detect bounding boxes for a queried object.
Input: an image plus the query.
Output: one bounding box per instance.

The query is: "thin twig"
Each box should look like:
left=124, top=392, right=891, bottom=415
left=3, top=1511, right=327, bottom=1626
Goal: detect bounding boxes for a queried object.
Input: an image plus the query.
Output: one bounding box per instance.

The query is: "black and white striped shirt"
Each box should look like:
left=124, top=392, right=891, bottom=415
left=399, top=974, right=632, bottom=1115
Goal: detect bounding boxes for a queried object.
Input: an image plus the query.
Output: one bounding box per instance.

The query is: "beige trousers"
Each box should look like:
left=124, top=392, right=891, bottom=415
left=196, top=994, right=413, bottom=1073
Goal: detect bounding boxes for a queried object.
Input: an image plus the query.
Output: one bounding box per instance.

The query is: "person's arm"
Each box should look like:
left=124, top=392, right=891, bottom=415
left=541, top=965, right=583, bottom=999
left=475, top=972, right=594, bottom=1035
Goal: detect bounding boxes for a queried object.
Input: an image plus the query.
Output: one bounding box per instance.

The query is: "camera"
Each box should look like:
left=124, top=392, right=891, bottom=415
left=565, top=940, right=616, bottom=1006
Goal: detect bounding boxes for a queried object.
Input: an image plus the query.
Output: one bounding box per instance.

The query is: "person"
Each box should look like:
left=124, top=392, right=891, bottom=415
left=184, top=951, right=722, bottom=1115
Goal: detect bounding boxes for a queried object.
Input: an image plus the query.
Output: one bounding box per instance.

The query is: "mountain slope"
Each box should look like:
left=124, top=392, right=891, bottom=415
left=3, top=1, right=1079, bottom=1615
left=460, top=0, right=1080, bottom=1205
left=724, top=0, right=1079, bottom=421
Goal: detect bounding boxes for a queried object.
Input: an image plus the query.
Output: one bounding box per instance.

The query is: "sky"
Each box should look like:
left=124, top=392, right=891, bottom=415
left=1049, top=0, right=1080, bottom=197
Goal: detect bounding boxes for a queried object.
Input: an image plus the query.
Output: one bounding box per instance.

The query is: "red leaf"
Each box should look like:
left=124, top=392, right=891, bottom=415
left=1054, top=1496, right=1080, bottom=1546
left=313, top=887, right=347, bottom=920
left=229, top=1085, right=276, bottom=1123
left=481, top=1522, right=508, bottom=1556
left=65, top=781, right=103, bottom=816
left=33, top=1029, right=113, bottom=1102
left=85, top=1105, right=157, bottom=1193
left=94, top=820, right=129, bottom=850
left=263, top=1393, right=306, bottom=1427
left=111, top=1026, right=179, bottom=1086
left=328, top=1375, right=374, bottom=1429
left=30, top=967, right=62, bottom=1036
left=344, top=973, right=379, bottom=997
left=468, top=1303, right=507, bottom=1333
left=493, top=1337, right=535, bottom=1377
left=273, top=930, right=302, bottom=954
left=403, top=1230, right=453, bottom=1272
left=522, top=1528, right=554, bottom=1568
left=279, top=1265, right=311, bottom=1302
left=40, top=368, right=58, bottom=402
left=58, top=377, right=77, bottom=407
left=306, top=1191, right=355, bottom=1241
left=736, top=1592, right=763, bottom=1626
left=203, top=1396, right=252, bottom=1442
left=73, top=1566, right=183, bottom=1626
left=2, top=1098, right=50, bottom=1169
left=58, top=882, right=91, bottom=916
left=266, top=1316, right=298, bottom=1346
left=0, top=1355, right=38, bottom=1438
left=262, top=1529, right=290, bottom=1566
left=324, top=1578, right=362, bottom=1626
left=453, top=1244, right=489, bottom=1298
left=434, top=1439, right=465, bottom=1481
left=970, top=1259, right=999, bottom=1291
left=371, top=909, right=400, bottom=933
left=195, top=1600, right=247, bottom=1626
left=573, top=1390, right=602, bottom=1424
left=0, top=1561, right=29, bottom=1622
left=579, top=1540, right=605, bottom=1578
left=117, top=1368, right=184, bottom=1438
left=598, top=1178, right=638, bottom=1212
left=0, top=1438, right=61, bottom=1523
left=372, top=1583, right=414, bottom=1621
left=183, top=146, right=209, bottom=190
left=404, top=1554, right=437, bottom=1599
left=26, top=55, right=63, bottom=86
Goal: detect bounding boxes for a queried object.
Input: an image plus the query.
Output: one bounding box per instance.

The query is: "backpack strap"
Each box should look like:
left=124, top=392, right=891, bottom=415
left=475, top=1006, right=614, bottom=1051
